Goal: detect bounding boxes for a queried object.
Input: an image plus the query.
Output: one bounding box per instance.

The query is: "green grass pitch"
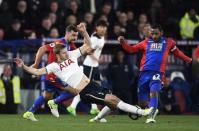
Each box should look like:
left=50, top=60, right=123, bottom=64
left=0, top=115, right=199, bottom=131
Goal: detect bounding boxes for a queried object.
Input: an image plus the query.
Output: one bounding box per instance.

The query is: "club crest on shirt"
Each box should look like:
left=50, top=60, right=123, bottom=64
left=150, top=43, right=163, bottom=51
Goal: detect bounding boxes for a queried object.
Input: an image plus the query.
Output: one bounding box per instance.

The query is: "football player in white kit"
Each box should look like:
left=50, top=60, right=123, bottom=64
left=67, top=20, right=108, bottom=116
left=14, top=23, right=152, bottom=122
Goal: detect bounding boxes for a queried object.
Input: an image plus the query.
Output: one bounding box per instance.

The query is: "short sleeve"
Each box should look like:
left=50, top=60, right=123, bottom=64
left=45, top=63, right=55, bottom=74
left=68, top=49, right=82, bottom=58
left=90, top=36, right=98, bottom=49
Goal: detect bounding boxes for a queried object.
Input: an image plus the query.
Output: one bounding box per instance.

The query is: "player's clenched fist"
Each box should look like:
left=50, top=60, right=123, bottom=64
left=117, top=36, right=125, bottom=44
left=77, top=23, right=86, bottom=33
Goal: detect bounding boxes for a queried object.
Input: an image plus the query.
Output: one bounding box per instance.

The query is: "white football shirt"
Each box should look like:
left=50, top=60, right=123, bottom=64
left=83, top=33, right=105, bottom=67
left=45, top=49, right=84, bottom=88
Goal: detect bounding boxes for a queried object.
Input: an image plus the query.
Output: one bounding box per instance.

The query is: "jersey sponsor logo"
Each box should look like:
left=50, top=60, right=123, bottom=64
left=150, top=43, right=163, bottom=51
left=59, top=59, right=75, bottom=70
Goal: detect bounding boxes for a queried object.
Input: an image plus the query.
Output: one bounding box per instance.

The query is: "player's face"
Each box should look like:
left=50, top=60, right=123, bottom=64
left=65, top=31, right=78, bottom=42
left=59, top=48, right=68, bottom=60
left=96, top=26, right=107, bottom=37
left=151, top=29, right=162, bottom=42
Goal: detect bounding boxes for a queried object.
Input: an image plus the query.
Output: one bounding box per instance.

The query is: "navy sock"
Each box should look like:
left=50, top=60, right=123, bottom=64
left=29, top=95, right=46, bottom=113
left=54, top=92, right=74, bottom=104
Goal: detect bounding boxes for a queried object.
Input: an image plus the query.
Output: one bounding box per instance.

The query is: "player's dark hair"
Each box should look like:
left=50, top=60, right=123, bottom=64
left=96, top=20, right=108, bottom=27
left=66, top=25, right=78, bottom=32
left=53, top=44, right=66, bottom=54
left=151, top=24, right=163, bottom=32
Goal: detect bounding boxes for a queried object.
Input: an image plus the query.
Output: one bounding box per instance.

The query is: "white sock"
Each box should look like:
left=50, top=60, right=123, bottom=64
left=95, top=106, right=111, bottom=120
left=116, top=101, right=144, bottom=115
left=70, top=94, right=81, bottom=109
left=91, top=104, right=98, bottom=110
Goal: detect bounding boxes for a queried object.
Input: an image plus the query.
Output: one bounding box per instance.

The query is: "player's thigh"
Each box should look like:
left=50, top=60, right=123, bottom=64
left=42, top=80, right=55, bottom=99
left=149, top=73, right=162, bottom=93
left=80, top=82, right=108, bottom=105
left=138, top=77, right=150, bottom=103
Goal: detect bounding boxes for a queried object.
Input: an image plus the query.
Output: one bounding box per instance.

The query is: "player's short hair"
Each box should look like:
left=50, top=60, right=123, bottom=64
left=66, top=25, right=78, bottom=32
left=151, top=24, right=163, bottom=32
left=95, top=20, right=108, bottom=27
left=53, top=44, right=66, bottom=54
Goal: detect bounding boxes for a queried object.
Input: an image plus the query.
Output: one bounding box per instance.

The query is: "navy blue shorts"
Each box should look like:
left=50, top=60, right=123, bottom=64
left=80, top=82, right=110, bottom=105
left=138, top=71, right=163, bottom=102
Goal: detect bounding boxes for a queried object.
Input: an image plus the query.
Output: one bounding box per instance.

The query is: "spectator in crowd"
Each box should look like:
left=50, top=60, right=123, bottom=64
left=24, top=30, right=37, bottom=39
left=134, top=23, right=146, bottom=40
left=127, top=10, right=136, bottom=26
left=0, top=1, right=13, bottom=29
left=65, top=0, right=83, bottom=23
left=5, top=19, right=23, bottom=40
left=65, top=15, right=77, bottom=26
left=118, top=12, right=135, bottom=39
left=47, top=0, right=63, bottom=25
left=0, top=28, right=5, bottom=40
left=37, top=17, right=52, bottom=38
left=138, top=13, right=148, bottom=25
left=108, top=24, right=123, bottom=39
left=49, top=27, right=59, bottom=38
left=179, top=8, right=199, bottom=40
left=0, top=64, right=21, bottom=114
left=150, top=0, right=162, bottom=24
left=13, top=0, right=32, bottom=29
left=95, top=2, right=115, bottom=25
left=48, top=12, right=58, bottom=27
left=83, top=12, right=94, bottom=35
left=81, top=0, right=104, bottom=14
left=107, top=50, right=134, bottom=114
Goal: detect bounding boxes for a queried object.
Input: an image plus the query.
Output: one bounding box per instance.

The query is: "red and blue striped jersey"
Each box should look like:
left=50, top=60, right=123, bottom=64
left=121, top=37, right=192, bottom=73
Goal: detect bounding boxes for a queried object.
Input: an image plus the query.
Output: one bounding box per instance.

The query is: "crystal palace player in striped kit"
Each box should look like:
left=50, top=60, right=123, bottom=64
left=118, top=24, right=192, bottom=123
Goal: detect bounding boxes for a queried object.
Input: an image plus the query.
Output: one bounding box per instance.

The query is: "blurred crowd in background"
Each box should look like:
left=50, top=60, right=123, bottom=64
left=0, top=0, right=199, bottom=115
left=0, top=0, right=199, bottom=40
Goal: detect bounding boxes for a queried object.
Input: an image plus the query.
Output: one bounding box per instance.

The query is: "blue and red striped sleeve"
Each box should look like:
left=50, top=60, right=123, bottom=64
left=121, top=39, right=146, bottom=53
left=168, top=38, right=192, bottom=63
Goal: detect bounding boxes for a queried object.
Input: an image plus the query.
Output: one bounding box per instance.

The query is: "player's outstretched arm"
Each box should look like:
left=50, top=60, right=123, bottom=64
left=31, top=45, right=48, bottom=68
left=172, top=47, right=192, bottom=63
left=14, top=58, right=47, bottom=76
left=118, top=36, right=142, bottom=53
